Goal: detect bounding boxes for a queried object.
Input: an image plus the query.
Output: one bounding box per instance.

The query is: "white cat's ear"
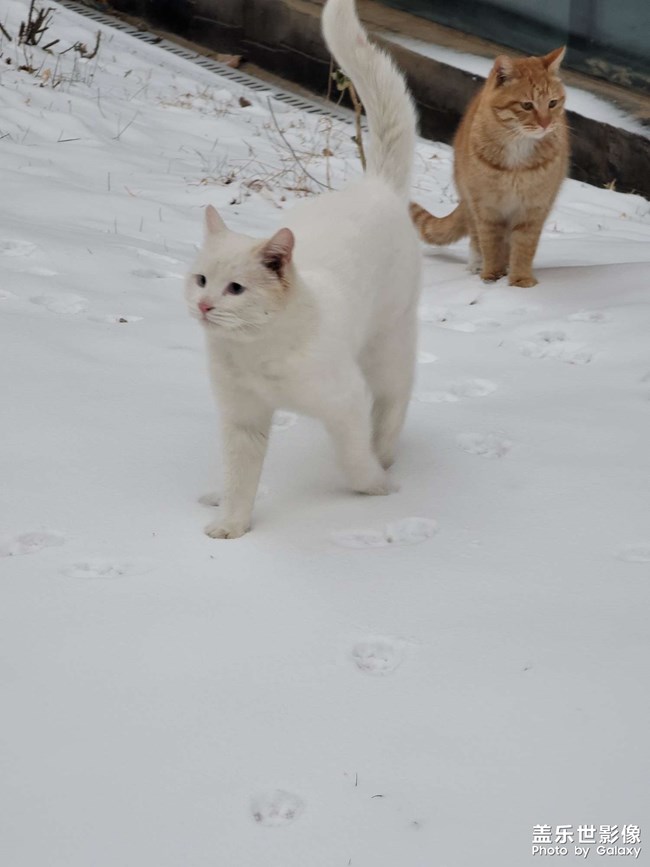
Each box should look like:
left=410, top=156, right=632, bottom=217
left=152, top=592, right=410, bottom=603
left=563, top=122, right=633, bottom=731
left=205, top=204, right=226, bottom=236
left=261, top=228, right=295, bottom=274
left=493, top=55, right=515, bottom=86
left=543, top=46, right=566, bottom=75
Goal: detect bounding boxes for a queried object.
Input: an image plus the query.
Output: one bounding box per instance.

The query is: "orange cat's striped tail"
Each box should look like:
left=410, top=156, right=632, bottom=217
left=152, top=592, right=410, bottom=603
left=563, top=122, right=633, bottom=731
left=409, top=201, right=468, bottom=245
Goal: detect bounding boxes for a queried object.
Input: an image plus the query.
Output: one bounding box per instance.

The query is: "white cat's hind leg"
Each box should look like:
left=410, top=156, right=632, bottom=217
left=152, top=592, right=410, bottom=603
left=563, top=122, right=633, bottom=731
left=364, top=320, right=417, bottom=469
left=322, top=369, right=397, bottom=496
left=372, top=390, right=412, bottom=470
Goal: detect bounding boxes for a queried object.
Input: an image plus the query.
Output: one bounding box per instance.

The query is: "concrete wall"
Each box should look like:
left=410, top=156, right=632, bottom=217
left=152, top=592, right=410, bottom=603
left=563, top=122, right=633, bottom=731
left=104, top=0, right=650, bottom=198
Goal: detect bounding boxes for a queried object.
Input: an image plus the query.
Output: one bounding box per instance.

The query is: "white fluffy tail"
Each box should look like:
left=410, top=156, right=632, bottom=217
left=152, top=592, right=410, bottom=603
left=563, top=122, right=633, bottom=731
left=322, top=0, right=417, bottom=199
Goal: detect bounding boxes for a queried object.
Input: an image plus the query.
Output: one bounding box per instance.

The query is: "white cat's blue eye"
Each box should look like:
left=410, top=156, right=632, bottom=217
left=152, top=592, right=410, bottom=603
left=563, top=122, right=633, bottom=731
left=195, top=274, right=206, bottom=288
left=226, top=282, right=245, bottom=295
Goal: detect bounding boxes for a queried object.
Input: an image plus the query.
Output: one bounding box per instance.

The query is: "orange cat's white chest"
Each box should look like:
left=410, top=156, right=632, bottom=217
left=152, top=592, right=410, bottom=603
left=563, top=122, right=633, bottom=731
left=502, top=137, right=539, bottom=168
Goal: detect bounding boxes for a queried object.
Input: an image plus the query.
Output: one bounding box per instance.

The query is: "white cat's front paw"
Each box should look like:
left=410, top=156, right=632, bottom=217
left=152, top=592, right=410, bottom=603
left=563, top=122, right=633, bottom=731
left=204, top=519, right=250, bottom=540
left=354, top=473, right=399, bottom=496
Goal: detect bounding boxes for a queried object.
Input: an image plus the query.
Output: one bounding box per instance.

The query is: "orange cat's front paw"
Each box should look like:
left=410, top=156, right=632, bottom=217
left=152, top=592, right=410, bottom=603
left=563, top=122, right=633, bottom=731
left=509, top=274, right=538, bottom=288
left=480, top=268, right=507, bottom=284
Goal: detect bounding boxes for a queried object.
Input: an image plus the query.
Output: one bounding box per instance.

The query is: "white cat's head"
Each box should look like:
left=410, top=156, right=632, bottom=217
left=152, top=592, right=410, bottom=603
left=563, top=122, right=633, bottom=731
left=185, top=205, right=295, bottom=340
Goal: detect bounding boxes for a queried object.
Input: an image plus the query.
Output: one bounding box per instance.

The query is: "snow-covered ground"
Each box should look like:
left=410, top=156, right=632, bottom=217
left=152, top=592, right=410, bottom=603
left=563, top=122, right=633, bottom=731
left=1, top=2, right=649, bottom=865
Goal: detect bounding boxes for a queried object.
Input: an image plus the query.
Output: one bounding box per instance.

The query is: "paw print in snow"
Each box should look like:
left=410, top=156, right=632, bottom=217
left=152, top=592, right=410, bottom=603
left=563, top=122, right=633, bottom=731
left=456, top=432, right=512, bottom=459
left=414, top=378, right=497, bottom=404
left=351, top=638, right=404, bottom=675
left=31, top=294, right=88, bottom=315
left=0, top=239, right=38, bottom=257
left=0, top=531, right=64, bottom=557
left=332, top=517, right=437, bottom=549
left=61, top=559, right=153, bottom=579
left=615, top=545, right=650, bottom=564
left=518, top=331, right=593, bottom=365
left=567, top=309, right=611, bottom=323
left=251, top=790, right=304, bottom=827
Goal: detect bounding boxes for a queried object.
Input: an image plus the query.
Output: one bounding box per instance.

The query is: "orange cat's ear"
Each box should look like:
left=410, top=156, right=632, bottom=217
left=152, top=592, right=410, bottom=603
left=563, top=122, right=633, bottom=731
left=205, top=204, right=227, bottom=236
left=493, top=55, right=515, bottom=86
left=543, top=46, right=566, bottom=74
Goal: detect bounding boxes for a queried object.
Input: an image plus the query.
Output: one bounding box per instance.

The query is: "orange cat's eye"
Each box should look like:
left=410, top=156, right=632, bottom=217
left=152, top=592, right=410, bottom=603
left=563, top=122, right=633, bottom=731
left=520, top=101, right=534, bottom=110
left=549, top=99, right=559, bottom=108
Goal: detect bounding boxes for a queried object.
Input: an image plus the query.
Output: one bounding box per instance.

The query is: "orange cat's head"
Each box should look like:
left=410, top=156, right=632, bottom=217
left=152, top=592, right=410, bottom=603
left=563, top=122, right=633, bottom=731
left=485, top=47, right=566, bottom=139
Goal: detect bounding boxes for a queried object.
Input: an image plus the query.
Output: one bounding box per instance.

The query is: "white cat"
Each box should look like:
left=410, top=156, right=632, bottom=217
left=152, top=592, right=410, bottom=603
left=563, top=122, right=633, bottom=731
left=185, top=0, right=421, bottom=538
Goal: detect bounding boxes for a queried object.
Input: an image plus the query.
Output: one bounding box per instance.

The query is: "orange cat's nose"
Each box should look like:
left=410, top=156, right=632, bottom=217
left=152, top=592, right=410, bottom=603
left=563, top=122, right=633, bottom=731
left=538, top=116, right=551, bottom=129
left=198, top=299, right=214, bottom=314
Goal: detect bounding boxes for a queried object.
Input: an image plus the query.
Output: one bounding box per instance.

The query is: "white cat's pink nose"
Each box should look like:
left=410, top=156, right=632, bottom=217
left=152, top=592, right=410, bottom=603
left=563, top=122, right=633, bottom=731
left=198, top=299, right=214, bottom=314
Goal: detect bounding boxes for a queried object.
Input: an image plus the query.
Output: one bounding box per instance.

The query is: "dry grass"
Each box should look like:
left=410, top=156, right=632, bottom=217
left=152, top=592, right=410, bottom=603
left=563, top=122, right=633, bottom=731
left=174, top=87, right=359, bottom=207
left=0, top=2, right=102, bottom=90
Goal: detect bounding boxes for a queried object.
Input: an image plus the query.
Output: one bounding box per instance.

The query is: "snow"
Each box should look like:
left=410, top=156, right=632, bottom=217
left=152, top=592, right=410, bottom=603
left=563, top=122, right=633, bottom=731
left=1, top=2, right=649, bottom=865
left=383, top=33, right=650, bottom=138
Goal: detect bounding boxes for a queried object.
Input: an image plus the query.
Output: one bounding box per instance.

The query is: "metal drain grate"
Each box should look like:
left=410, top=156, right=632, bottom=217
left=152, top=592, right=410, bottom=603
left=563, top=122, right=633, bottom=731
left=54, top=0, right=354, bottom=123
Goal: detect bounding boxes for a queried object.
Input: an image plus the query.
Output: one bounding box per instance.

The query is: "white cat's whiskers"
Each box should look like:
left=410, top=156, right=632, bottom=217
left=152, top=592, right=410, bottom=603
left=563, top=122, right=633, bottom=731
left=205, top=310, right=264, bottom=334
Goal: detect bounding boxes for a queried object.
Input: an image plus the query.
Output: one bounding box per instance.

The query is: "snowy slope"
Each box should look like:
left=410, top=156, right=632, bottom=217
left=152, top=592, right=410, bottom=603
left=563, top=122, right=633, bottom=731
left=1, top=3, right=649, bottom=866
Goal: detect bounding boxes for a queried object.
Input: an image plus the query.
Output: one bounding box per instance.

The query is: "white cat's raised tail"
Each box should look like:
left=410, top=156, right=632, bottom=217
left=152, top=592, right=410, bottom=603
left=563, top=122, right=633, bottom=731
left=322, top=0, right=417, bottom=198
left=185, top=0, right=421, bottom=538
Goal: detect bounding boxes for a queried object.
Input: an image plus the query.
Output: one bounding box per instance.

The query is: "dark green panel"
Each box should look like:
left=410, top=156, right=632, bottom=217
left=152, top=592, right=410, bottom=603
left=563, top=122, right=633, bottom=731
left=380, top=0, right=650, bottom=93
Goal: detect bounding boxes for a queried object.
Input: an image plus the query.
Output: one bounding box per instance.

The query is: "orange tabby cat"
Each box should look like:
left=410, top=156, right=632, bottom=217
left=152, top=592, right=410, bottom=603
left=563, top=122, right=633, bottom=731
left=411, top=47, right=568, bottom=287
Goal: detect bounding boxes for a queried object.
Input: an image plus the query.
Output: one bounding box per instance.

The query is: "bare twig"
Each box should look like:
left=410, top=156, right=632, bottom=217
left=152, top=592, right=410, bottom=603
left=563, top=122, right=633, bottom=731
left=266, top=97, right=330, bottom=190
left=126, top=82, right=149, bottom=103
left=0, top=21, right=13, bottom=41
left=19, top=1, right=56, bottom=47
left=95, top=89, right=106, bottom=118
left=114, top=111, right=139, bottom=140
left=320, top=117, right=333, bottom=189
left=68, top=30, right=101, bottom=59
left=347, top=81, right=366, bottom=170
left=85, top=30, right=101, bottom=60
left=330, top=67, right=366, bottom=170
